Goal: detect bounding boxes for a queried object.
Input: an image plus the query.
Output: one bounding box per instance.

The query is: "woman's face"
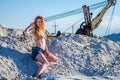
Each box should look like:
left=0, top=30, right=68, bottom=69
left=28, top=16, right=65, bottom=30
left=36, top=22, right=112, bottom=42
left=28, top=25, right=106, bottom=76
left=36, top=18, right=42, bottom=27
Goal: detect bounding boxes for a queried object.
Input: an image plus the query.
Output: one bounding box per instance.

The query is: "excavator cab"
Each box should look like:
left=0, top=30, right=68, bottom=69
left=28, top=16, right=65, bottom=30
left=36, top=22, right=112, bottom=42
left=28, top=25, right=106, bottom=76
left=76, top=5, right=93, bottom=37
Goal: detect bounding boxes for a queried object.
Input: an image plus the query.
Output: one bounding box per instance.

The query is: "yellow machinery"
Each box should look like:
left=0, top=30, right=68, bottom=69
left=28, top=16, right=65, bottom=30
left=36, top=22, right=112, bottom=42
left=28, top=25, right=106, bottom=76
left=76, top=0, right=116, bottom=36
left=45, top=0, right=117, bottom=38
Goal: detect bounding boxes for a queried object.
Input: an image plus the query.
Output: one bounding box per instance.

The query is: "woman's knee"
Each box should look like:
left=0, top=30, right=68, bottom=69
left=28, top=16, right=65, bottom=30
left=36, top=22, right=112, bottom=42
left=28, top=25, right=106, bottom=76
left=54, top=57, right=58, bottom=62
left=56, top=58, right=58, bottom=62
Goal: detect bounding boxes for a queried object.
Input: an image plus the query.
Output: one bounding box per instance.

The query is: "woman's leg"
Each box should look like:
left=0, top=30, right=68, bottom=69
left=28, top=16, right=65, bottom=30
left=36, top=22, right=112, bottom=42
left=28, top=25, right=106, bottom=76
left=35, top=53, right=49, bottom=78
left=45, top=53, right=58, bottom=62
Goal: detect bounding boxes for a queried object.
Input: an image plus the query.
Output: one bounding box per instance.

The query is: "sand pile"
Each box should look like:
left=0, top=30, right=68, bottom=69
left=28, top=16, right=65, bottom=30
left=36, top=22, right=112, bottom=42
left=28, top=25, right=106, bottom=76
left=48, top=34, right=120, bottom=76
left=104, top=33, right=120, bottom=45
left=0, top=26, right=120, bottom=80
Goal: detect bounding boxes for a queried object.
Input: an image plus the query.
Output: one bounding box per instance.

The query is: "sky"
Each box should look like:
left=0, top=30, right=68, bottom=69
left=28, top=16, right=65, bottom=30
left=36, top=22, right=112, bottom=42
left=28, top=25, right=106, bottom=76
left=0, top=0, right=120, bottom=36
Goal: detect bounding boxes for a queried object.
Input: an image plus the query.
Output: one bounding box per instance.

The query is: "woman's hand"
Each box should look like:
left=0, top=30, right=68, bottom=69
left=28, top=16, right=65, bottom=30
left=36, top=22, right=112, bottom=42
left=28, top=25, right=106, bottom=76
left=20, top=31, right=28, bottom=42
left=45, top=51, right=50, bottom=56
left=23, top=31, right=27, bottom=39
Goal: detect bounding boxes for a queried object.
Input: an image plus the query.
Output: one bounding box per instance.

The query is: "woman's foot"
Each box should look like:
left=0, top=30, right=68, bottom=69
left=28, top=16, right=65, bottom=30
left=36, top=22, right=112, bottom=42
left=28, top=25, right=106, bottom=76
left=32, top=73, right=37, bottom=79
left=32, top=73, right=47, bottom=79
left=39, top=73, right=47, bottom=78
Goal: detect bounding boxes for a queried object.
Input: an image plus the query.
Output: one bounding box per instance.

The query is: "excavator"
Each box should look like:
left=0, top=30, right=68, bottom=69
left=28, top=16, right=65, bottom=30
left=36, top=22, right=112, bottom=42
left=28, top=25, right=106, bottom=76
left=44, top=0, right=116, bottom=38
left=76, top=0, right=116, bottom=37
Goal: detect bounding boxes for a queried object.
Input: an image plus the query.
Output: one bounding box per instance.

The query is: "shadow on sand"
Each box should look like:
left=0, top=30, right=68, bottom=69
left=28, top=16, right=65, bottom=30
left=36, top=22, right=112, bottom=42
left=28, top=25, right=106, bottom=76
left=0, top=46, right=37, bottom=77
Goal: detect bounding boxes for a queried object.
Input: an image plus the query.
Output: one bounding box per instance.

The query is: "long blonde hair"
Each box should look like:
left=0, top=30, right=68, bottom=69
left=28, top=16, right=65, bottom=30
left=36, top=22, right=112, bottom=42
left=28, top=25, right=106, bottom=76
left=33, top=16, right=45, bottom=38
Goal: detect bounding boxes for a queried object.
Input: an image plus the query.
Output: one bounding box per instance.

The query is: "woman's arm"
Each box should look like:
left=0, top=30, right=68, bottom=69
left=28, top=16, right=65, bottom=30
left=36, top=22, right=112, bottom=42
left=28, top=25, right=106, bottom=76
left=23, top=23, right=34, bottom=35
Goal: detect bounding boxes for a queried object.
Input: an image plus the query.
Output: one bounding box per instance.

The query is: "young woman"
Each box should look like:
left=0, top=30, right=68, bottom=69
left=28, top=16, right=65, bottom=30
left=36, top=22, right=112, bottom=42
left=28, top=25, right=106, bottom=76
left=23, top=16, right=58, bottom=78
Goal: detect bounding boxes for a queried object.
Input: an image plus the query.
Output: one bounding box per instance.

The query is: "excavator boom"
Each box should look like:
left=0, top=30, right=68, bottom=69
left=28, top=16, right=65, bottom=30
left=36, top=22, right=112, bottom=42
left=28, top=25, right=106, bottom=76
left=91, top=0, right=116, bottom=31
left=44, top=1, right=107, bottom=22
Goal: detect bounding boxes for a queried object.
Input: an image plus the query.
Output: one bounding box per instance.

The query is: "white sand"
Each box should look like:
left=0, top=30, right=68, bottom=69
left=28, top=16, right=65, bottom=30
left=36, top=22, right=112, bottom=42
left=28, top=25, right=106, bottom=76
left=0, top=26, right=120, bottom=80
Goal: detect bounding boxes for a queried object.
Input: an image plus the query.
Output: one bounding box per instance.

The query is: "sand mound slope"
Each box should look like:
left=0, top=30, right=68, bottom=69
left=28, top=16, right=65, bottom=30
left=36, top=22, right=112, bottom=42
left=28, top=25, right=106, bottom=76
left=0, top=26, right=120, bottom=79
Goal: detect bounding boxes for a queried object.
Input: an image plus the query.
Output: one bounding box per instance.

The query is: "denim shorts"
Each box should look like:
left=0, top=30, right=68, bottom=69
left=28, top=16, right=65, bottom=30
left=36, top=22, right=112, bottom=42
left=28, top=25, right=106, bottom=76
left=32, top=47, right=45, bottom=60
